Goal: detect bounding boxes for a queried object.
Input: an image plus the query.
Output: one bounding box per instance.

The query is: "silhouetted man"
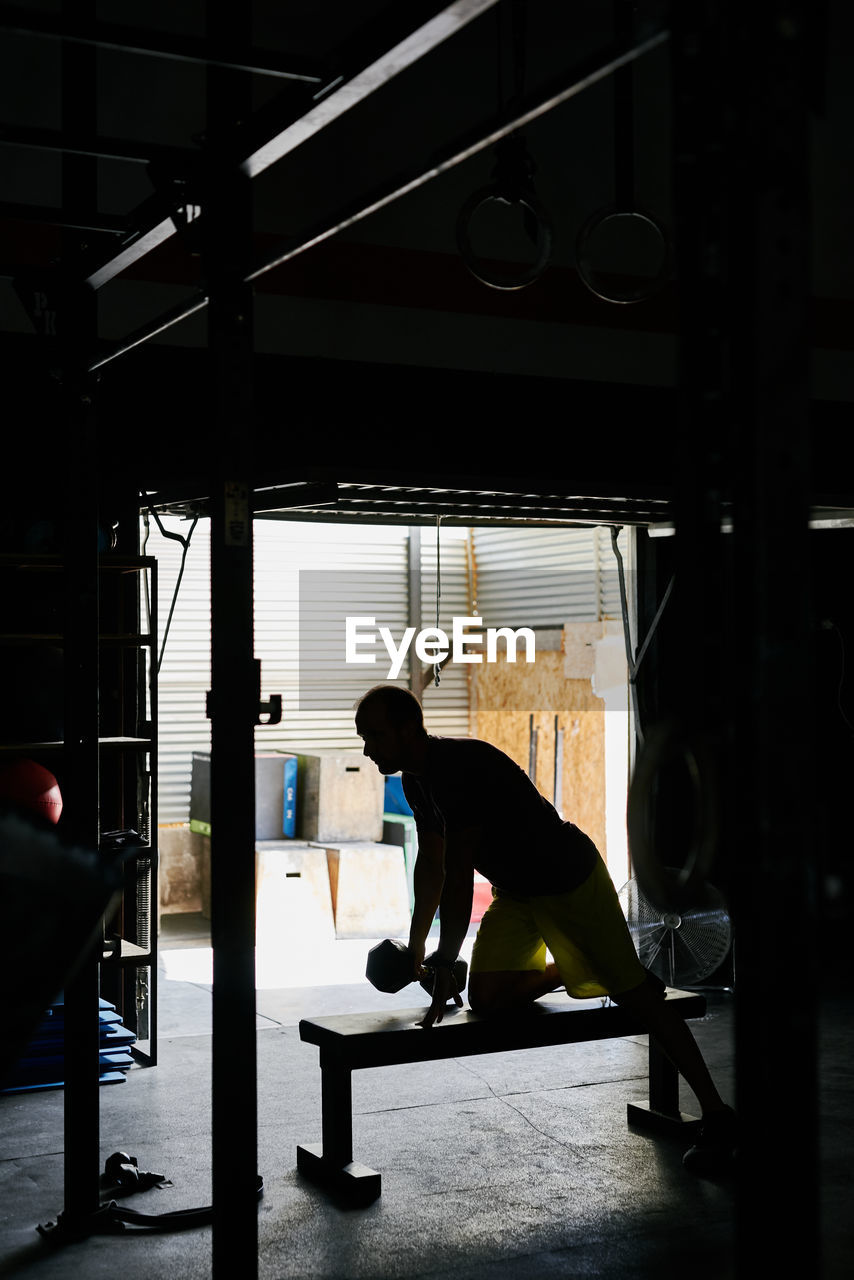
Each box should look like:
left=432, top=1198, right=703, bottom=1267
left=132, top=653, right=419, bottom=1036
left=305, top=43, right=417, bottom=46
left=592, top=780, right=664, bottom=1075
left=355, top=683, right=735, bottom=1173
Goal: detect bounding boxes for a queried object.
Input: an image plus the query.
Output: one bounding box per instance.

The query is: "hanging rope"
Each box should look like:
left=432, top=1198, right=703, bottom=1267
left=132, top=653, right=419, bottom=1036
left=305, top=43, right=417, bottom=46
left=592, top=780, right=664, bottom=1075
left=434, top=516, right=442, bottom=687
left=147, top=507, right=199, bottom=674
left=575, top=0, right=670, bottom=303
left=455, top=0, right=552, bottom=290
left=609, top=525, right=675, bottom=747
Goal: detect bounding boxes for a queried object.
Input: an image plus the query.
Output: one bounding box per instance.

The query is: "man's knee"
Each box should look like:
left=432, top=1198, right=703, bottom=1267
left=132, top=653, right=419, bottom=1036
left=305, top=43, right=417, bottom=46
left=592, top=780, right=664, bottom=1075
left=467, top=969, right=553, bottom=1015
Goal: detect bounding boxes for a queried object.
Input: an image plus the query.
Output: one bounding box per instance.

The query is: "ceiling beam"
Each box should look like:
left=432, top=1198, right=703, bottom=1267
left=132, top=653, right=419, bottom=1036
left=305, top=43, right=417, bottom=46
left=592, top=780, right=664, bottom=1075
left=234, top=0, right=501, bottom=180
left=0, top=201, right=127, bottom=236
left=308, top=498, right=666, bottom=524
left=0, top=3, right=324, bottom=82
left=0, top=122, right=197, bottom=167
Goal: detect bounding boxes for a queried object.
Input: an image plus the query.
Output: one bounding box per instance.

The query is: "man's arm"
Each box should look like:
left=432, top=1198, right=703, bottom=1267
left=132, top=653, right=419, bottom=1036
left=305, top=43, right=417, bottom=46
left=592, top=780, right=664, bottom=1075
left=420, top=825, right=478, bottom=1028
left=407, top=828, right=445, bottom=975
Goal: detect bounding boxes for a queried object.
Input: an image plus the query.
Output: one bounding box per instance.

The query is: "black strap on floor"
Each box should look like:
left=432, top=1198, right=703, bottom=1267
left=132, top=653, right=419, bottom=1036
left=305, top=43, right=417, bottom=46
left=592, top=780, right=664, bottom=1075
left=37, top=1161, right=263, bottom=1243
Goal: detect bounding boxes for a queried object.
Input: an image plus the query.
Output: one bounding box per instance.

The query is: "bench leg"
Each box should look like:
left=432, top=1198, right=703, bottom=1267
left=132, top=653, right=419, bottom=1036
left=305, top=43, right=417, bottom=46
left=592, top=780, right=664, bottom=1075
left=297, top=1061, right=381, bottom=1206
left=626, top=1036, right=701, bottom=1135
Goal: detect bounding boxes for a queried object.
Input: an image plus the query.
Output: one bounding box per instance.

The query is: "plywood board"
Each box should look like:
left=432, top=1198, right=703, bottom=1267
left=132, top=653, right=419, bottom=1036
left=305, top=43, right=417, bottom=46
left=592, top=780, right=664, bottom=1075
left=470, top=648, right=607, bottom=860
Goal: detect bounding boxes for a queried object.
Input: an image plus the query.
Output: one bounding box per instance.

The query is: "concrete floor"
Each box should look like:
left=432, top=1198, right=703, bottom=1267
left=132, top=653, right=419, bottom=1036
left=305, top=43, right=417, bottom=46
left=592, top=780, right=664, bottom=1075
left=0, top=914, right=851, bottom=1280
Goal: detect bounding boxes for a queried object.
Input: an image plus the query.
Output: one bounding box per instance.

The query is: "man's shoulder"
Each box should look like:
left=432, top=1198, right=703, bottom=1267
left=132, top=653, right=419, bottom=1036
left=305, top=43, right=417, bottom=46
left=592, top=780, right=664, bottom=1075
left=427, top=733, right=497, bottom=753
left=426, top=735, right=512, bottom=769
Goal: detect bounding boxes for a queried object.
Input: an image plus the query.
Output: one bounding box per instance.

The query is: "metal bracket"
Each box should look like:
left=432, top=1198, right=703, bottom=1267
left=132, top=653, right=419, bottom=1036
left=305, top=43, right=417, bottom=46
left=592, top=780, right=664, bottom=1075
left=145, top=161, right=204, bottom=253
left=205, top=662, right=282, bottom=726
left=257, top=694, right=282, bottom=726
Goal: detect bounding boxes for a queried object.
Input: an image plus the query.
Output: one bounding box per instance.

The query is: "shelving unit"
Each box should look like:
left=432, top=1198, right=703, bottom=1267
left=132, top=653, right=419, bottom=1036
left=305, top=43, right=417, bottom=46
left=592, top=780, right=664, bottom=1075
left=0, top=550, right=158, bottom=1070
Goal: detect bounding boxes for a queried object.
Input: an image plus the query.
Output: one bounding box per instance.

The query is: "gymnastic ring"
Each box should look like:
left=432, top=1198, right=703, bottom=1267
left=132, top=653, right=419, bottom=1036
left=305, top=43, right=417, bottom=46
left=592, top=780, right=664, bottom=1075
left=626, top=719, right=719, bottom=912
left=576, top=206, right=671, bottom=305
left=455, top=185, right=553, bottom=291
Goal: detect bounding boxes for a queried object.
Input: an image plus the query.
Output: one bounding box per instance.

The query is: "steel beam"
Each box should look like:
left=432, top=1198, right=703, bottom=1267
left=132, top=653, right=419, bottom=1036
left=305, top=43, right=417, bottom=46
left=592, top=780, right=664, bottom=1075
left=0, top=122, right=197, bottom=166
left=293, top=498, right=664, bottom=524
left=85, top=210, right=187, bottom=291
left=235, top=0, right=501, bottom=180
left=89, top=295, right=209, bottom=370
left=145, top=480, right=667, bottom=524
left=0, top=3, right=323, bottom=82
left=0, top=200, right=127, bottom=235
left=257, top=510, right=602, bottom=530
left=332, top=485, right=670, bottom=513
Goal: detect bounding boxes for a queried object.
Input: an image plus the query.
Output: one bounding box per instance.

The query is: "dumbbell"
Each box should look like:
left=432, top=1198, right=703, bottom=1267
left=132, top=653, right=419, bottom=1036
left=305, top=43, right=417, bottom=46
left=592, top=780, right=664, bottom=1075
left=365, top=937, right=467, bottom=998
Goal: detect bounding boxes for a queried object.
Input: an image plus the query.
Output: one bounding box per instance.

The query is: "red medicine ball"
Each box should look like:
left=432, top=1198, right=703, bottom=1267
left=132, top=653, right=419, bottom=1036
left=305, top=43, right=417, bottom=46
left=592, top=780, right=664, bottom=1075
left=0, top=759, right=63, bottom=824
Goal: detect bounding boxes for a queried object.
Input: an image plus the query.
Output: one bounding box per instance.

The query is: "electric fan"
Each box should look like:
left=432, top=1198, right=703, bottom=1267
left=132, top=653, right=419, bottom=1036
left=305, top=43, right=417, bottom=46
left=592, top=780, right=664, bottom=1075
left=618, top=867, right=733, bottom=988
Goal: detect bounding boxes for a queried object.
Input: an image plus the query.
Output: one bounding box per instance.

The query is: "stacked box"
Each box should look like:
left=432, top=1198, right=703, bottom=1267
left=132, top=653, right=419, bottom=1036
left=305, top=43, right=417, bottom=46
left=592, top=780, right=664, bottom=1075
left=190, top=751, right=298, bottom=841
left=255, top=842, right=336, bottom=945
left=296, top=752, right=383, bottom=843
left=318, top=841, right=410, bottom=939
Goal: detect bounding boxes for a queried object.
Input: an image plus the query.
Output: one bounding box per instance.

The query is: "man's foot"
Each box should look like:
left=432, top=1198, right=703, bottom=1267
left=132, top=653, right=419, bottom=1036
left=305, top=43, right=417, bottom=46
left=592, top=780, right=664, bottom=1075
left=682, top=1104, right=737, bottom=1174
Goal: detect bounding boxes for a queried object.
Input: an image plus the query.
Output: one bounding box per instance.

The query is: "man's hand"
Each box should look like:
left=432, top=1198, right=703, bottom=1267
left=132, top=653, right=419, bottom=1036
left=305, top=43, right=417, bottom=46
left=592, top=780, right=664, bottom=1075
left=408, top=941, right=426, bottom=983
left=417, top=965, right=463, bottom=1029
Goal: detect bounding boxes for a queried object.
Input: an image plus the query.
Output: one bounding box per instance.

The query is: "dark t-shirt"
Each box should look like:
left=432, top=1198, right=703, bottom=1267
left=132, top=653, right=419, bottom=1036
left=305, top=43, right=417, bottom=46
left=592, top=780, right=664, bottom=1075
left=401, top=735, right=598, bottom=896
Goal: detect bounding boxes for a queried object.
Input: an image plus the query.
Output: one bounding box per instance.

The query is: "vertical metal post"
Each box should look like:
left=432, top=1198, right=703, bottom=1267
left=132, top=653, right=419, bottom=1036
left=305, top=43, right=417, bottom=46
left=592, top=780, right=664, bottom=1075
left=673, top=4, right=818, bottom=1274
left=60, top=0, right=101, bottom=1229
left=60, top=354, right=101, bottom=1229
left=669, top=5, right=730, bottom=750
left=205, top=7, right=259, bottom=1275
left=725, top=6, right=818, bottom=1274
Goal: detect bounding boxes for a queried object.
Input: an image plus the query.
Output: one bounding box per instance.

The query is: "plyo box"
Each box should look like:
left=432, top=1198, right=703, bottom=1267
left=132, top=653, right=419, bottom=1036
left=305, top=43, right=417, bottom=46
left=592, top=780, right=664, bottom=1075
left=313, top=840, right=410, bottom=939
left=255, top=842, right=335, bottom=944
left=296, top=752, right=383, bottom=843
left=199, top=840, right=335, bottom=940
left=190, top=751, right=297, bottom=841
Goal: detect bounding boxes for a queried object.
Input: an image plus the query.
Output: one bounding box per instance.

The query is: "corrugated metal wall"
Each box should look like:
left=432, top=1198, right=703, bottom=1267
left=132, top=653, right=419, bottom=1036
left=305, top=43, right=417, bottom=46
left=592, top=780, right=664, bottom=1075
left=471, top=525, right=630, bottom=629
left=416, top=523, right=473, bottom=733
left=142, top=513, right=212, bottom=827
left=145, top=516, right=473, bottom=823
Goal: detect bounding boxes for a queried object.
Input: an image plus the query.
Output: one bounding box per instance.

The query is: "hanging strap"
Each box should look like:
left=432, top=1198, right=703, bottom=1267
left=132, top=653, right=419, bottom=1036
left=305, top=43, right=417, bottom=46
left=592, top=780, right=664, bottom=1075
left=613, top=0, right=636, bottom=211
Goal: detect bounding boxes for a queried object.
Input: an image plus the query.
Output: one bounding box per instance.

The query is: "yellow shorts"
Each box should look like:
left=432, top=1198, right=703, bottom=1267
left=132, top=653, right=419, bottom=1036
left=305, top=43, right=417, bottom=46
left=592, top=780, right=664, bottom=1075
left=469, top=853, right=646, bottom=999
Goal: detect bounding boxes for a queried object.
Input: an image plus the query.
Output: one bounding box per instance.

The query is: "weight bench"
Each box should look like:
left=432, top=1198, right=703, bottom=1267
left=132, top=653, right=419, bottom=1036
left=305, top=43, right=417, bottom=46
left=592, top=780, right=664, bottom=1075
left=296, top=987, right=706, bottom=1205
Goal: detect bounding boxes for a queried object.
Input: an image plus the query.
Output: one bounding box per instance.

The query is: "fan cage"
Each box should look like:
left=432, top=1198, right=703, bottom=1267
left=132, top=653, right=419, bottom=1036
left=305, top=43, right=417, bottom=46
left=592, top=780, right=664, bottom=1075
left=618, top=868, right=732, bottom=988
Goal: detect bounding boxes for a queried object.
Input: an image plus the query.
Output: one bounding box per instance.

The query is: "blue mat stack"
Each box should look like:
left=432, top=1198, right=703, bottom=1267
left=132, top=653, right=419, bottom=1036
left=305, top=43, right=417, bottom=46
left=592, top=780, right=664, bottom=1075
left=0, top=996, right=136, bottom=1094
